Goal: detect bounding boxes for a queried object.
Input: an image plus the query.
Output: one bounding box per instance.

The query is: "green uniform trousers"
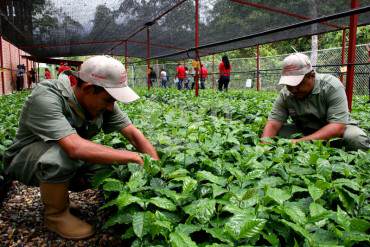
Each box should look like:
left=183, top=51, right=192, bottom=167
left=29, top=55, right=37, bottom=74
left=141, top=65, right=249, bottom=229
left=4, top=141, right=108, bottom=189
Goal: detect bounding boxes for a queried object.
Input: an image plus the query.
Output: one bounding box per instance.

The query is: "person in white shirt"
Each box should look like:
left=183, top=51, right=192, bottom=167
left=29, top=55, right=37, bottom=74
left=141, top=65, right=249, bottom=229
left=160, top=69, right=168, bottom=88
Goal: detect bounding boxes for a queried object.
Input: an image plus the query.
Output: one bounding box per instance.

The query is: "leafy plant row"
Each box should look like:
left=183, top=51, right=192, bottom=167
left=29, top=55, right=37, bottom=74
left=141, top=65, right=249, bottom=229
left=95, top=89, right=370, bottom=246
left=0, top=89, right=369, bottom=246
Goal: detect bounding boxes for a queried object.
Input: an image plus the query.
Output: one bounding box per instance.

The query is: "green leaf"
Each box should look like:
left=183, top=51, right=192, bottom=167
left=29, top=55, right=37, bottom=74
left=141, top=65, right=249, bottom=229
left=239, top=219, right=266, bottom=239
left=266, top=187, right=291, bottom=204
left=350, top=218, right=370, bottom=233
left=102, top=178, right=124, bottom=192
left=226, top=166, right=246, bottom=182
left=311, top=229, right=339, bottom=246
left=333, top=178, right=360, bottom=191
left=175, top=224, right=202, bottom=235
left=91, top=169, right=113, bottom=188
left=335, top=187, right=356, bottom=211
left=283, top=204, right=307, bottom=225
left=183, top=198, right=216, bottom=224
left=182, top=177, right=198, bottom=194
left=103, top=212, right=131, bottom=229
left=204, top=227, right=233, bottom=244
left=148, top=197, right=177, bottom=211
left=308, top=184, right=324, bottom=201
left=225, top=213, right=248, bottom=240
left=169, top=231, right=197, bottom=247
left=196, top=171, right=227, bottom=186
left=211, top=184, right=228, bottom=198
left=102, top=191, right=142, bottom=210
left=291, top=185, right=308, bottom=194
left=262, top=232, right=280, bottom=246
left=225, top=213, right=265, bottom=240
left=281, top=219, right=313, bottom=242
left=168, top=168, right=189, bottom=179
left=127, top=171, right=147, bottom=193
left=132, top=212, right=145, bottom=238
left=309, top=202, right=328, bottom=218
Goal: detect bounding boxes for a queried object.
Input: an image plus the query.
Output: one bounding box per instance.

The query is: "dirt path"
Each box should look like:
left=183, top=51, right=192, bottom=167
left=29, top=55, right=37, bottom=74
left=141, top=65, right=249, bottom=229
left=0, top=182, right=123, bottom=246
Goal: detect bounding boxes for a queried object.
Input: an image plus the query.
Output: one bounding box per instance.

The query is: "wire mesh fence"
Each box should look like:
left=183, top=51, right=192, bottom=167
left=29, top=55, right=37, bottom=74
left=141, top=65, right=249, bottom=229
left=127, top=44, right=370, bottom=95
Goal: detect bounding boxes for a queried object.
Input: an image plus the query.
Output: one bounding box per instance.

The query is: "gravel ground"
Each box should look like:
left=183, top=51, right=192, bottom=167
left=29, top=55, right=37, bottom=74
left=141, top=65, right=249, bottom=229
left=0, top=181, right=124, bottom=246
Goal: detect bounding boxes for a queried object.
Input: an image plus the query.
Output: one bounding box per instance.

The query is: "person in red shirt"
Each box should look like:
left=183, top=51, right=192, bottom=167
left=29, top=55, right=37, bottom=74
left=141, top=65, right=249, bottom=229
left=44, top=68, right=52, bottom=79
left=200, top=64, right=208, bottom=89
left=218, top=55, right=231, bottom=91
left=176, top=63, right=186, bottom=90
left=58, top=62, right=71, bottom=75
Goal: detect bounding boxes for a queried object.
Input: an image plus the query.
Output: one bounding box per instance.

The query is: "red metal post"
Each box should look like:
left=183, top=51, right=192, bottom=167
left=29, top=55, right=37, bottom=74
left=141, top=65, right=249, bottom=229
left=256, top=44, right=260, bottom=91
left=345, top=0, right=359, bottom=112
left=340, top=29, right=346, bottom=83
left=212, top=54, right=215, bottom=89
left=194, top=0, right=199, bottom=97
left=146, top=27, right=151, bottom=90
left=0, top=36, right=4, bottom=95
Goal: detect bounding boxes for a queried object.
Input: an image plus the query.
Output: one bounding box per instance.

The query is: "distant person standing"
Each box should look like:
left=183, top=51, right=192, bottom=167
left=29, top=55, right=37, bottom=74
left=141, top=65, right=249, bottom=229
left=148, top=67, right=157, bottom=87
left=176, top=63, right=186, bottom=90
left=184, top=67, right=190, bottom=90
left=218, top=55, right=231, bottom=92
left=16, top=64, right=25, bottom=91
left=44, top=68, right=52, bottom=79
left=27, top=68, right=36, bottom=89
left=366, top=44, right=370, bottom=103
left=160, top=69, right=168, bottom=88
left=200, top=64, right=208, bottom=89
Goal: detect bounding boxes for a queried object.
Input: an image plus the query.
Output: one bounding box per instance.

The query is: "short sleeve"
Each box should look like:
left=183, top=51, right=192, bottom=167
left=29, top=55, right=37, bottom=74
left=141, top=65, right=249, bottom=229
left=326, top=85, right=349, bottom=124
left=25, top=93, right=76, bottom=142
left=268, top=93, right=289, bottom=123
left=102, top=103, right=132, bottom=133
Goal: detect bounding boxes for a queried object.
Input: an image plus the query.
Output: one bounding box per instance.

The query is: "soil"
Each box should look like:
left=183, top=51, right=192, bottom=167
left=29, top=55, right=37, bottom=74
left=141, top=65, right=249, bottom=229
left=0, top=181, right=124, bottom=247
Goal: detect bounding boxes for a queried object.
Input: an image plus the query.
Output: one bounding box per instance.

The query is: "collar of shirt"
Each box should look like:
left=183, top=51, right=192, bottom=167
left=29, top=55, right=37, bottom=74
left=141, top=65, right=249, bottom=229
left=57, top=73, right=87, bottom=121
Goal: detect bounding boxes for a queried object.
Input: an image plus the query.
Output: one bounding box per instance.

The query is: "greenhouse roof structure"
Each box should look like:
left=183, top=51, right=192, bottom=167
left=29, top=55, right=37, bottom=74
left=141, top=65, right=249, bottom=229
left=0, top=0, right=369, bottom=60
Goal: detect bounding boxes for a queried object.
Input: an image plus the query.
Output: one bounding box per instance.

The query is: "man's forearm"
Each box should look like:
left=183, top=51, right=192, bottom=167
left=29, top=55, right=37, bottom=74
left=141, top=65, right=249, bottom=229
left=296, top=123, right=346, bottom=142
left=131, top=133, right=159, bottom=160
left=261, top=120, right=283, bottom=138
left=122, top=126, right=159, bottom=160
left=59, top=134, right=143, bottom=165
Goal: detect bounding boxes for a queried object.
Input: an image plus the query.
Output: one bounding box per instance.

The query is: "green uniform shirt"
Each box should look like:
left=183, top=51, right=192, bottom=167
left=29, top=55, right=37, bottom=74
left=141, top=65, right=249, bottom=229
left=4, top=74, right=132, bottom=164
left=268, top=73, right=350, bottom=132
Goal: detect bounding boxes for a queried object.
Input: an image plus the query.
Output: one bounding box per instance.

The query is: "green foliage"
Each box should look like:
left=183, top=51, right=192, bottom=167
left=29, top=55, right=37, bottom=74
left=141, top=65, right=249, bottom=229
left=0, top=88, right=369, bottom=246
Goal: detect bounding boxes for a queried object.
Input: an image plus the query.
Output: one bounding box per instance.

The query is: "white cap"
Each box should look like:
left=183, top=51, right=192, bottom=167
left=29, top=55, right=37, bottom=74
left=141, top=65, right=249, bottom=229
left=278, top=53, right=313, bottom=86
left=76, top=56, right=139, bottom=104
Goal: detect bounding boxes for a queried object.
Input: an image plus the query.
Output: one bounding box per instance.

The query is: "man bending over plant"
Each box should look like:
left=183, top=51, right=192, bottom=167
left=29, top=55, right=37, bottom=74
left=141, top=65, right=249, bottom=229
left=261, top=53, right=369, bottom=151
left=3, top=56, right=159, bottom=240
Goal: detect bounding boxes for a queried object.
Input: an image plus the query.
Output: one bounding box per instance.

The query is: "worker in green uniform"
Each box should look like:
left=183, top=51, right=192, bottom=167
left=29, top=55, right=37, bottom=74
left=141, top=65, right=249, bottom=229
left=261, top=53, right=369, bottom=151
left=3, top=56, right=159, bottom=240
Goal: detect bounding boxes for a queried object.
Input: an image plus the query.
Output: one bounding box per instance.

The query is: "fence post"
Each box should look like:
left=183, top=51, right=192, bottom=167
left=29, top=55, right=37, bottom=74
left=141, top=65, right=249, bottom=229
left=0, top=36, right=4, bottom=95
left=212, top=54, right=215, bottom=89
left=345, top=0, right=359, bottom=112
left=340, top=29, right=347, bottom=83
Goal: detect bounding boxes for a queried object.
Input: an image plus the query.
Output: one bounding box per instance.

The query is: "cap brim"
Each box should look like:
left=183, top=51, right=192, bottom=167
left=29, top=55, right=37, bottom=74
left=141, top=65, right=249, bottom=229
left=278, top=75, right=305, bottom=86
left=105, top=86, right=140, bottom=104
